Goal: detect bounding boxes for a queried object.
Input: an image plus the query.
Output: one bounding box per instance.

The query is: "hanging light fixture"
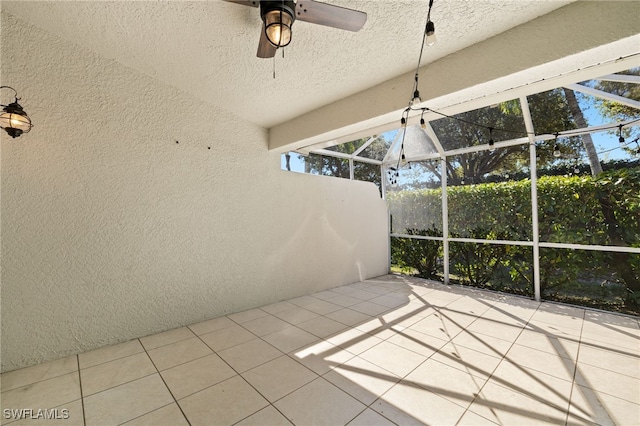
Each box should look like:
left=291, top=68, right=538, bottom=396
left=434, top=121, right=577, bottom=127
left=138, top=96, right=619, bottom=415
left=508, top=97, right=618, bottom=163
left=400, top=151, right=408, bottom=167
left=411, top=89, right=422, bottom=106
left=425, top=20, right=436, bottom=46
left=0, top=86, right=32, bottom=138
left=261, top=1, right=295, bottom=48
left=552, top=133, right=562, bottom=157
left=618, top=124, right=625, bottom=143
left=389, top=0, right=437, bottom=175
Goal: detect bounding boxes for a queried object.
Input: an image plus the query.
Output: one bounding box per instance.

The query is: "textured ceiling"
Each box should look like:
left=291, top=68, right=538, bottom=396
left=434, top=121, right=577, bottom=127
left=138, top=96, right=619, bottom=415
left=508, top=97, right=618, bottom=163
left=2, top=0, right=575, bottom=128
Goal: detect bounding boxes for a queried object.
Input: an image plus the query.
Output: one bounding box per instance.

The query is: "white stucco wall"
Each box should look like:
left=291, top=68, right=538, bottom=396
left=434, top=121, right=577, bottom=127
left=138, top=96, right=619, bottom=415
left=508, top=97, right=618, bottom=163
left=0, top=12, right=389, bottom=372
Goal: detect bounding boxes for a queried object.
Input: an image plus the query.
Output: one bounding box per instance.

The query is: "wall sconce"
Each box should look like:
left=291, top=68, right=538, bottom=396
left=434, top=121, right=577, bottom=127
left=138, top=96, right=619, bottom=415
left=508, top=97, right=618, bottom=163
left=0, top=86, right=32, bottom=138
left=262, top=1, right=295, bottom=48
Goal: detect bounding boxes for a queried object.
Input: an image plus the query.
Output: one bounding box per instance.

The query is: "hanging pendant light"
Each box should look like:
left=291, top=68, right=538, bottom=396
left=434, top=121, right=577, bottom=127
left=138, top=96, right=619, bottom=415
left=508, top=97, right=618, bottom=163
left=425, top=20, right=436, bottom=46
left=553, top=133, right=561, bottom=157
left=0, top=86, right=32, bottom=138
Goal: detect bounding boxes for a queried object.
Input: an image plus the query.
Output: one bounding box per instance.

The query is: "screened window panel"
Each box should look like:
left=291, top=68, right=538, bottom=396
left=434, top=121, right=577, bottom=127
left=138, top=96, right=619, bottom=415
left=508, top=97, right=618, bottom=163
left=446, top=153, right=532, bottom=241
left=324, top=139, right=367, bottom=154
left=391, top=236, right=444, bottom=281
left=540, top=248, right=639, bottom=315
left=354, top=161, right=382, bottom=196
left=357, top=133, right=394, bottom=161
left=386, top=160, right=442, bottom=235
left=303, top=153, right=350, bottom=178
left=430, top=99, right=527, bottom=152
left=526, top=89, right=580, bottom=135
left=449, top=243, right=533, bottom=296
left=537, top=128, right=640, bottom=247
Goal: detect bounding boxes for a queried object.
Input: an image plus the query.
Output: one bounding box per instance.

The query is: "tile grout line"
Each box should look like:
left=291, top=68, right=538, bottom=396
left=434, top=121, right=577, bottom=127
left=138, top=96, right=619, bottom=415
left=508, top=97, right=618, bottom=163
left=399, top=293, right=508, bottom=422
left=445, top=299, right=540, bottom=424
left=0, top=360, right=80, bottom=395
left=146, top=351, right=213, bottom=377
left=363, top=330, right=436, bottom=409
left=193, top=332, right=295, bottom=425
left=142, top=331, right=196, bottom=352
left=563, top=308, right=587, bottom=426
left=195, top=291, right=406, bottom=425
left=81, top=372, right=159, bottom=399
left=461, top=301, right=581, bottom=423
left=78, top=342, right=146, bottom=371
left=333, top=283, right=464, bottom=425
left=76, top=355, right=87, bottom=426
left=118, top=402, right=176, bottom=426
left=366, top=340, right=474, bottom=424
left=139, top=338, right=192, bottom=426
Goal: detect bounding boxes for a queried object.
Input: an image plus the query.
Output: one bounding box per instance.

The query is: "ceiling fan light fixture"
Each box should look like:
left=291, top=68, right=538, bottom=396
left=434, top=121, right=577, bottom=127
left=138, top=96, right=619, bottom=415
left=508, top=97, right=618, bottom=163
left=262, top=2, right=296, bottom=48
left=226, top=0, right=367, bottom=59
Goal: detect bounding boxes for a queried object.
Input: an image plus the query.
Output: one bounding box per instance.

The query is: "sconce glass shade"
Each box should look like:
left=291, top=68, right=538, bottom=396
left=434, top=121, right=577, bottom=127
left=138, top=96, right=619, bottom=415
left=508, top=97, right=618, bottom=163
left=0, top=101, right=32, bottom=138
left=264, top=9, right=293, bottom=47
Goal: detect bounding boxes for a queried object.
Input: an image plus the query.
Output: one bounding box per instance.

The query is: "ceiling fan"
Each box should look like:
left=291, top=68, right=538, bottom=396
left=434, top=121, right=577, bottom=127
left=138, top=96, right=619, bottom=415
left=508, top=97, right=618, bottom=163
left=224, top=0, right=367, bottom=58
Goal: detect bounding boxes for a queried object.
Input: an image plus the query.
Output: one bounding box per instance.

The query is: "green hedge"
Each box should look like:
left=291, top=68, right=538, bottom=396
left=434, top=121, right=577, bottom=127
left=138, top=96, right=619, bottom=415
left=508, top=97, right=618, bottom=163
left=389, top=179, right=533, bottom=239
left=389, top=167, right=640, bottom=315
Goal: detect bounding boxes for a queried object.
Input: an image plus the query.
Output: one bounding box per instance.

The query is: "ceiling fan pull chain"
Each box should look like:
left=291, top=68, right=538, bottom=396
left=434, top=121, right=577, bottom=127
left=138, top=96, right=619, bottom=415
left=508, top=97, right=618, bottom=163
left=273, top=54, right=277, bottom=79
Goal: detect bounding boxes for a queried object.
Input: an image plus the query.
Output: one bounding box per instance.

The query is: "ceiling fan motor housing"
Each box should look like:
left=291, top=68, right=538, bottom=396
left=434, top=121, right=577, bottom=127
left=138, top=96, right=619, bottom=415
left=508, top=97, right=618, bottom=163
left=261, top=1, right=297, bottom=47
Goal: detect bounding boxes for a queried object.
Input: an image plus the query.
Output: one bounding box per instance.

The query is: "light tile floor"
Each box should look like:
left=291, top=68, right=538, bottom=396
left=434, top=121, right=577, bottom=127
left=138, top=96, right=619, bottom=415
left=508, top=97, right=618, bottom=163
left=2, top=274, right=639, bottom=425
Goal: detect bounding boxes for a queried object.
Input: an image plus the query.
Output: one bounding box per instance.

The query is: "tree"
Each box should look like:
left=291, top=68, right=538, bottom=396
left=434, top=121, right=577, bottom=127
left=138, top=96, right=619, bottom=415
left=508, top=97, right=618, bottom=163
left=563, top=88, right=603, bottom=175
left=417, top=93, right=584, bottom=184
left=561, top=86, right=639, bottom=305
left=427, top=103, right=528, bottom=184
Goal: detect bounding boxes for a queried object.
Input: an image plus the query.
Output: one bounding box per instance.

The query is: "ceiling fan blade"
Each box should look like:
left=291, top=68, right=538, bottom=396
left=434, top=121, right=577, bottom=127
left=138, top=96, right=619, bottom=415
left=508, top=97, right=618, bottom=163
left=223, top=0, right=259, bottom=7
left=257, top=24, right=277, bottom=58
left=295, top=0, right=367, bottom=32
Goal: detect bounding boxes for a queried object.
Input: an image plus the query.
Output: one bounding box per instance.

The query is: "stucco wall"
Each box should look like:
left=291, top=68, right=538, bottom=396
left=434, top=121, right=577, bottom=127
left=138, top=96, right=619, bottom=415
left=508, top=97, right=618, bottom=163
left=0, top=12, right=389, bottom=372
